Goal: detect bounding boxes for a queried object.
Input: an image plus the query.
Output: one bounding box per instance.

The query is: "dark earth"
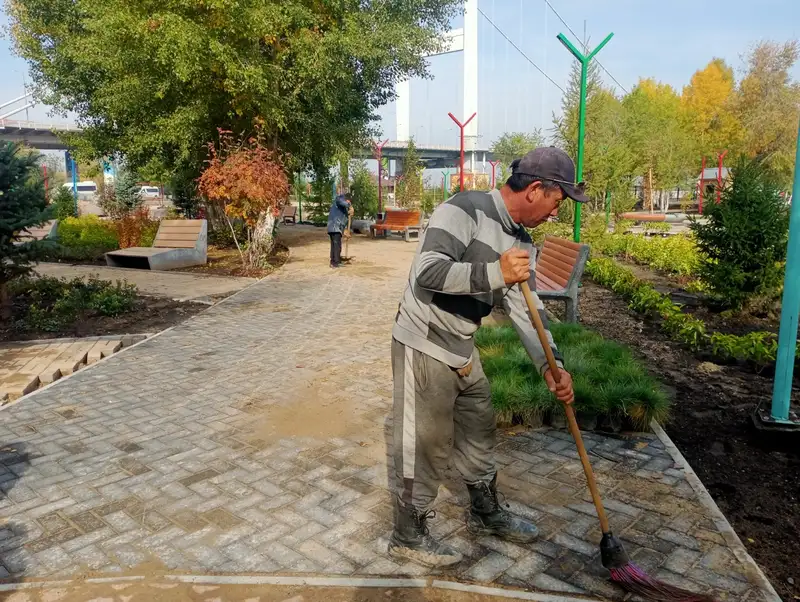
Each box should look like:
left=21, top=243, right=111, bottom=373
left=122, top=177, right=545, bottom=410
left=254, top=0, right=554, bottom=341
left=553, top=281, right=800, bottom=602
left=0, top=297, right=206, bottom=343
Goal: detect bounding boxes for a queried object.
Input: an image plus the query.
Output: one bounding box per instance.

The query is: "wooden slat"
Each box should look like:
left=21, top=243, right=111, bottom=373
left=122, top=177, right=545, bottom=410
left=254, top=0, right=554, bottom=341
left=538, top=248, right=575, bottom=274
left=535, top=275, right=557, bottom=291
left=541, top=241, right=579, bottom=261
left=541, top=246, right=579, bottom=269
left=162, top=219, right=204, bottom=227
left=157, top=225, right=203, bottom=235
left=153, top=240, right=196, bottom=248
left=154, top=232, right=199, bottom=241
left=536, top=272, right=566, bottom=292
left=537, top=257, right=571, bottom=285
left=545, top=235, right=582, bottom=251
left=537, top=264, right=570, bottom=288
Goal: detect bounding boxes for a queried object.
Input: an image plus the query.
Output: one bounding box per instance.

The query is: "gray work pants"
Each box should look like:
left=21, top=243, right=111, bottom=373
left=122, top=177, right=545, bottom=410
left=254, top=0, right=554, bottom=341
left=391, top=338, right=496, bottom=509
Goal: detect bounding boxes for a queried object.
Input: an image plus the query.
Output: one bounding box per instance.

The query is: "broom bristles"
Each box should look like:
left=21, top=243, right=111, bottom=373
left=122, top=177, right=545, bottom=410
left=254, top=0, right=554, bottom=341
left=609, top=563, right=717, bottom=602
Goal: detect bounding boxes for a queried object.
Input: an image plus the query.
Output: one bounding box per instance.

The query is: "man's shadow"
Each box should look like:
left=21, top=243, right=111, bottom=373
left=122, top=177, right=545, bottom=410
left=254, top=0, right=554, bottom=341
left=0, top=441, right=32, bottom=601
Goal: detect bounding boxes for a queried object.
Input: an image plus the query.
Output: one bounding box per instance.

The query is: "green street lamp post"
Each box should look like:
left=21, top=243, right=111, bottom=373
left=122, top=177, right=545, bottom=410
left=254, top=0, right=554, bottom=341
left=557, top=31, right=614, bottom=242
left=765, top=118, right=800, bottom=428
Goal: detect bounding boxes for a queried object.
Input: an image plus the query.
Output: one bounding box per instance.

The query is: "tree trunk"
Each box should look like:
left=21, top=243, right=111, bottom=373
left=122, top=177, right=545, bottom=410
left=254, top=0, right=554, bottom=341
left=248, top=211, right=277, bottom=268
left=0, top=281, right=10, bottom=321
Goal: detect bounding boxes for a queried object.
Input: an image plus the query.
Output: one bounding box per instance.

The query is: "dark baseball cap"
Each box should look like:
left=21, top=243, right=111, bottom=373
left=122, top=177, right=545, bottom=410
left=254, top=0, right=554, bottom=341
left=512, top=147, right=589, bottom=203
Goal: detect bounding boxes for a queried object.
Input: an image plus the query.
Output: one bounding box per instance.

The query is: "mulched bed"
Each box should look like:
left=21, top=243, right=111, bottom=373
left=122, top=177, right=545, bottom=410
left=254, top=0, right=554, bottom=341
left=176, top=243, right=289, bottom=278
left=550, top=282, right=800, bottom=602
left=0, top=297, right=206, bottom=343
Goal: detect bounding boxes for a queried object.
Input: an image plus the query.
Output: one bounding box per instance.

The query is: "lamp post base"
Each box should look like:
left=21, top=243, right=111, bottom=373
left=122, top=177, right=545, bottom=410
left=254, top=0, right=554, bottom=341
left=752, top=402, right=800, bottom=433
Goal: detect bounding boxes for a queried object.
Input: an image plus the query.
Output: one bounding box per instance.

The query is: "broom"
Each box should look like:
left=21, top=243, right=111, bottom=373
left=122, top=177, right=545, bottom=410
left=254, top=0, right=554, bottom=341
left=519, top=281, right=716, bottom=602
left=342, top=214, right=354, bottom=263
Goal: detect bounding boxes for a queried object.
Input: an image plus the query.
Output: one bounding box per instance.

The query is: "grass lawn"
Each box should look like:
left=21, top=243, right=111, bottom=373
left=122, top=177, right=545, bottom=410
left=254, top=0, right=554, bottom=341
left=476, top=322, right=669, bottom=430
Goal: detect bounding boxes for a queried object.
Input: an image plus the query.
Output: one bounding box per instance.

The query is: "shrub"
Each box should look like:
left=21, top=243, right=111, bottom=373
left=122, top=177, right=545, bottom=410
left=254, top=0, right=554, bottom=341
left=55, top=215, right=119, bottom=259
left=691, top=157, right=789, bottom=309
left=115, top=207, right=159, bottom=248
left=585, top=256, right=797, bottom=367
left=51, top=186, right=78, bottom=220
left=10, top=275, right=138, bottom=332
left=97, top=170, right=143, bottom=219
left=476, top=323, right=669, bottom=430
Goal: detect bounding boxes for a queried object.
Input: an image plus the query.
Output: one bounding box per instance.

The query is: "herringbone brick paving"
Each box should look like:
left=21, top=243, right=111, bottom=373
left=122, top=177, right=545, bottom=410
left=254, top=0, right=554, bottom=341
left=0, top=228, right=773, bottom=601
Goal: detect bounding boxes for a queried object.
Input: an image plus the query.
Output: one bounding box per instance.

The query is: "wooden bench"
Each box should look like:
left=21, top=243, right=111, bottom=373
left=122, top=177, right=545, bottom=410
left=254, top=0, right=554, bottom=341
left=281, top=205, right=297, bottom=224
left=105, top=219, right=207, bottom=270
left=370, top=209, right=422, bottom=242
left=16, top=220, right=58, bottom=244
left=535, top=235, right=590, bottom=323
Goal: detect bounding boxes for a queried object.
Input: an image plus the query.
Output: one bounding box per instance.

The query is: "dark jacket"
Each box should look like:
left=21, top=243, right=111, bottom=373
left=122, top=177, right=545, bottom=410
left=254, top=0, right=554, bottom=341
left=327, top=195, right=351, bottom=234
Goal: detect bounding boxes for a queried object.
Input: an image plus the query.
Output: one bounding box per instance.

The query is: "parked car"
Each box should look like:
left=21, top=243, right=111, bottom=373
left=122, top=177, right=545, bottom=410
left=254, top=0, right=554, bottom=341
left=62, top=181, right=98, bottom=201
left=136, top=185, right=162, bottom=199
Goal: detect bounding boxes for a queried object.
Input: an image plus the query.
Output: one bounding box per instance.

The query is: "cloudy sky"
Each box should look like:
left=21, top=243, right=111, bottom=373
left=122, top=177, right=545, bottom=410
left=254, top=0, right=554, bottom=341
left=1, top=0, right=799, bottom=154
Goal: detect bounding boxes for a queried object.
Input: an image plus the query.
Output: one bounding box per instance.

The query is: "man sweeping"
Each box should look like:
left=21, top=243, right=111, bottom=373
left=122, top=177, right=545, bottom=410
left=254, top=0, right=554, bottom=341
left=327, top=192, right=354, bottom=269
left=389, top=147, right=587, bottom=567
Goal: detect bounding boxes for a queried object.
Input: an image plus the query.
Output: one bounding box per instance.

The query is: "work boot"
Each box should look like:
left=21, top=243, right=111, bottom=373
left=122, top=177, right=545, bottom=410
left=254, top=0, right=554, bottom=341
left=388, top=501, right=463, bottom=567
left=466, top=474, right=539, bottom=543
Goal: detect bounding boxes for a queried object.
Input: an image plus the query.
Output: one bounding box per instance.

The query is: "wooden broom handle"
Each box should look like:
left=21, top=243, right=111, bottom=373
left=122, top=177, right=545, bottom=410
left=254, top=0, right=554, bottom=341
left=345, top=214, right=352, bottom=256
left=520, top=281, right=611, bottom=533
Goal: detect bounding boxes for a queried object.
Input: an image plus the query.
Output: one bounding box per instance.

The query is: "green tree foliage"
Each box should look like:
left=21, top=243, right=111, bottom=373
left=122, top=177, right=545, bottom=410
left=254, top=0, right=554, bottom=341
left=97, top=170, right=143, bottom=219
left=622, top=79, right=695, bottom=192
left=50, top=186, right=77, bottom=220
left=490, top=131, right=544, bottom=183
left=552, top=59, right=635, bottom=209
left=0, top=142, right=51, bottom=318
left=349, top=161, right=378, bottom=219
left=396, top=138, right=423, bottom=209
left=307, top=171, right=335, bottom=226
left=9, top=0, right=460, bottom=182
left=690, top=157, right=789, bottom=309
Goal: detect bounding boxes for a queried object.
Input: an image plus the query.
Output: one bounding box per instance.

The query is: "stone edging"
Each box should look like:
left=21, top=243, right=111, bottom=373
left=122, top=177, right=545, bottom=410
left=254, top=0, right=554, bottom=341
left=0, top=575, right=603, bottom=601
left=650, top=420, right=782, bottom=602
left=0, top=246, right=293, bottom=414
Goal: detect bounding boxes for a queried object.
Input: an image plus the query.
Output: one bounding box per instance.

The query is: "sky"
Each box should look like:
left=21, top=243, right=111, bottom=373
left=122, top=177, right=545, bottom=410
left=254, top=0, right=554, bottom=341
left=1, top=0, right=800, bottom=161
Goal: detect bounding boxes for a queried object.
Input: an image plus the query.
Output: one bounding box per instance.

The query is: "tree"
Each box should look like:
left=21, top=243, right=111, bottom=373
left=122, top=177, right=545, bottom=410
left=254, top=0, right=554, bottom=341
left=552, top=59, right=635, bottom=208
left=735, top=41, right=800, bottom=187
left=198, top=130, right=289, bottom=269
left=50, top=185, right=77, bottom=220
left=690, top=156, right=789, bottom=309
left=490, top=131, right=544, bottom=166
left=622, top=79, right=695, bottom=199
left=396, top=138, right=423, bottom=209
left=349, top=161, right=378, bottom=219
left=0, top=142, right=50, bottom=318
left=97, top=170, right=143, bottom=219
left=9, top=0, right=460, bottom=183
left=552, top=53, right=603, bottom=160
left=681, top=58, right=742, bottom=159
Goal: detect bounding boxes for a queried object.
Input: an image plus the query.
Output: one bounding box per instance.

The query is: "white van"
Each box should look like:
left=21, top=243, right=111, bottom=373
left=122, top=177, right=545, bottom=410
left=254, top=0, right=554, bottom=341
left=62, top=181, right=98, bottom=201
left=137, top=185, right=161, bottom=199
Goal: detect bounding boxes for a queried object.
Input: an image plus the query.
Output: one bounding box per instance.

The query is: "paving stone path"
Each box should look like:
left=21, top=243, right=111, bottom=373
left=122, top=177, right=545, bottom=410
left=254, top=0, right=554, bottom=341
left=0, top=227, right=777, bottom=601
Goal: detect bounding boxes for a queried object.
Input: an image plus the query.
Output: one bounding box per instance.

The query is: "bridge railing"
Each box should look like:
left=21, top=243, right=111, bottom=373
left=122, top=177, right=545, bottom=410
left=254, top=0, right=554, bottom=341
left=0, top=119, right=82, bottom=132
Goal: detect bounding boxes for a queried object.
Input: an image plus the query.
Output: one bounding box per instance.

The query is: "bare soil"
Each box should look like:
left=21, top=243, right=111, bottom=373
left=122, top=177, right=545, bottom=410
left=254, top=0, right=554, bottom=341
left=0, top=297, right=205, bottom=343
left=554, top=282, right=800, bottom=602
left=177, top=244, right=289, bottom=278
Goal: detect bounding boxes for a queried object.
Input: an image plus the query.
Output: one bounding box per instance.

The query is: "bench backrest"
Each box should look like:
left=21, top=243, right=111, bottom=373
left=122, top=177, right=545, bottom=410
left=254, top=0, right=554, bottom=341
left=536, top=235, right=590, bottom=292
left=282, top=205, right=297, bottom=217
left=384, top=210, right=421, bottom=227
left=19, top=220, right=57, bottom=241
left=153, top=219, right=206, bottom=249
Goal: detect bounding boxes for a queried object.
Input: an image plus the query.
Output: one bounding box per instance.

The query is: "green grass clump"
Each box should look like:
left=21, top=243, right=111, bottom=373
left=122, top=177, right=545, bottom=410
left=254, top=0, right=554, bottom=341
left=477, top=323, right=669, bottom=430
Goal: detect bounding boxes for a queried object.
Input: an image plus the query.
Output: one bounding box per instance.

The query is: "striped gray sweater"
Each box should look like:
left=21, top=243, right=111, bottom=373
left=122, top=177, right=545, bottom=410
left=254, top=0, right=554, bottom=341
left=393, top=189, right=563, bottom=374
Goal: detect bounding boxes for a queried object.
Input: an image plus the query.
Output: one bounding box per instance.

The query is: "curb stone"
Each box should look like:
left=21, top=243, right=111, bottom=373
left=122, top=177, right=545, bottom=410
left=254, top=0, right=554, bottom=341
left=651, top=420, right=782, bottom=602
